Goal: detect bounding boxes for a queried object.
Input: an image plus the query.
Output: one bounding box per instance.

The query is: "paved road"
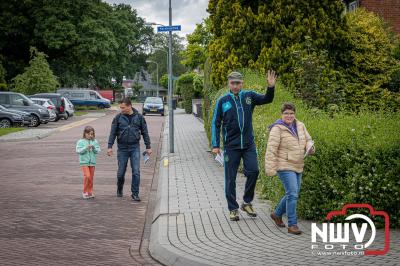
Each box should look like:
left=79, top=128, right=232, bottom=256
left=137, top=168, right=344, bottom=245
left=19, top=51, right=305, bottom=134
left=150, top=110, right=400, bottom=266
left=0, top=106, right=164, bottom=265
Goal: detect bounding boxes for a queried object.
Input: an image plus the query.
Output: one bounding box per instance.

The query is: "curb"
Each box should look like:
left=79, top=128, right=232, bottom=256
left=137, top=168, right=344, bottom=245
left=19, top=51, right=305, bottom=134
left=0, top=129, right=57, bottom=142
left=148, top=119, right=214, bottom=266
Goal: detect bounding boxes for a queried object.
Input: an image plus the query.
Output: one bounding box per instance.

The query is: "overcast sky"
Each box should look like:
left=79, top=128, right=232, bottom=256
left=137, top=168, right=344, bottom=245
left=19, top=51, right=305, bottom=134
left=105, top=0, right=209, bottom=38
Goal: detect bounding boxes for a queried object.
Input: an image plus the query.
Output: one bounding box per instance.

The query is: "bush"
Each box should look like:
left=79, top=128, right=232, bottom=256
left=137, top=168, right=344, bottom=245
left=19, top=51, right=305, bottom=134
left=176, top=72, right=203, bottom=113
left=206, top=70, right=400, bottom=228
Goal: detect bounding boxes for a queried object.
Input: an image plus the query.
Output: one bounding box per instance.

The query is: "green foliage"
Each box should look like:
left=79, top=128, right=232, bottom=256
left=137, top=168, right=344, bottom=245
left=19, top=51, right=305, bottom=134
left=160, top=74, right=168, bottom=89
left=207, top=0, right=348, bottom=89
left=176, top=72, right=203, bottom=113
left=0, top=61, right=6, bottom=84
left=206, top=70, right=400, bottom=227
left=181, top=18, right=212, bottom=70
left=342, top=8, right=400, bottom=110
left=0, top=1, right=153, bottom=88
left=12, top=47, right=59, bottom=94
left=147, top=33, right=187, bottom=83
left=289, top=38, right=346, bottom=109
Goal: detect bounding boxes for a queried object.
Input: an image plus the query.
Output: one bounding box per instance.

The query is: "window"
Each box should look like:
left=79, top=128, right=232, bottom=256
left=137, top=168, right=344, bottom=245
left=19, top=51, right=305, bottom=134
left=71, top=93, right=84, bottom=99
left=0, top=94, right=9, bottom=105
left=348, top=0, right=359, bottom=11
left=10, top=94, right=25, bottom=106
left=89, top=92, right=97, bottom=100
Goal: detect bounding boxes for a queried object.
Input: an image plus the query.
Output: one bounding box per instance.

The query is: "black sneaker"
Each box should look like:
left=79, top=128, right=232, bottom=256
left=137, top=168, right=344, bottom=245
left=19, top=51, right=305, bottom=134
left=131, top=194, right=141, bottom=202
left=117, top=188, right=123, bottom=197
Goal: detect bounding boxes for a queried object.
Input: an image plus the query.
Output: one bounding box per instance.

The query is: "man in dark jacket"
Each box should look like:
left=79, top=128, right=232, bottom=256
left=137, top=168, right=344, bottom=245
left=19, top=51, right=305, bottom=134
left=212, top=70, right=277, bottom=221
left=107, top=98, right=152, bottom=201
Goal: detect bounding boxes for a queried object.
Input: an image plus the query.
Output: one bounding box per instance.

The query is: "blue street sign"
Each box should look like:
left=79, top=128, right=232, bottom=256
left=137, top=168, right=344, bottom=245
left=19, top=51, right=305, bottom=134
left=157, top=25, right=181, bottom=32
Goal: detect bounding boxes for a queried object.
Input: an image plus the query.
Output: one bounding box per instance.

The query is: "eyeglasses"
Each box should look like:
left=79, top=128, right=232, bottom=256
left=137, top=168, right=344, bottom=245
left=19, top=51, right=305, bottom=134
left=282, top=112, right=295, bottom=116
left=229, top=81, right=242, bottom=85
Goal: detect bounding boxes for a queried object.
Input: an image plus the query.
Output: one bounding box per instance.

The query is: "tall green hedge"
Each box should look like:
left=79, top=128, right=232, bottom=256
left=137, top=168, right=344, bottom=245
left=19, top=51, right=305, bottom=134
left=205, top=70, right=400, bottom=228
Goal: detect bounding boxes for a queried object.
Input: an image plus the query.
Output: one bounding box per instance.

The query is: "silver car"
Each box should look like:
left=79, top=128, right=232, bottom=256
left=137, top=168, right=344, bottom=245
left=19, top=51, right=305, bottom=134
left=30, top=98, right=57, bottom=122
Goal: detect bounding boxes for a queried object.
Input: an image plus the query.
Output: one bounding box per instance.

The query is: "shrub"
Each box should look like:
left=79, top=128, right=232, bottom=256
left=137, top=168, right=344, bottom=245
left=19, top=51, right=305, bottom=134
left=206, top=70, right=400, bottom=227
left=176, top=72, right=203, bottom=113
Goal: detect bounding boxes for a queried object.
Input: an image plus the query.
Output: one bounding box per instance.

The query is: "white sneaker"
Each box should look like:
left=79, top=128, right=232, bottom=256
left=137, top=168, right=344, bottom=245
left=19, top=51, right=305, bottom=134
left=82, top=192, right=90, bottom=199
left=88, top=193, right=95, bottom=198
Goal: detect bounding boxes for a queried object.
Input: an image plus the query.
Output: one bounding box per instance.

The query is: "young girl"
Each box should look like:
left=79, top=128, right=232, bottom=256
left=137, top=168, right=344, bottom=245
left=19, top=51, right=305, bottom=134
left=76, top=126, right=101, bottom=199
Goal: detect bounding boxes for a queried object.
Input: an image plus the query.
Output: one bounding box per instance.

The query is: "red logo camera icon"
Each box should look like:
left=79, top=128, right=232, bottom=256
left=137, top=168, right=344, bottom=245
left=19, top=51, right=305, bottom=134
left=326, top=203, right=390, bottom=256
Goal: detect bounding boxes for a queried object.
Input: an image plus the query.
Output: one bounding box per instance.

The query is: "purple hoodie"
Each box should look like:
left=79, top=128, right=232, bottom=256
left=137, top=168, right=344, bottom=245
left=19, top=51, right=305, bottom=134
left=268, top=119, right=298, bottom=138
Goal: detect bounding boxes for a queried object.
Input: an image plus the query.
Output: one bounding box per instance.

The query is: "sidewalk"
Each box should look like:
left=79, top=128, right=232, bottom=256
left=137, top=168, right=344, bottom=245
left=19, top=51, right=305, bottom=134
left=149, top=110, right=399, bottom=266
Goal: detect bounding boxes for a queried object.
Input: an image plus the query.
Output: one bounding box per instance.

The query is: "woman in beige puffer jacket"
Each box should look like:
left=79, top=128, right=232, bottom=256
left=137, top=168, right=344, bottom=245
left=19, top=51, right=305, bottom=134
left=265, top=103, right=315, bottom=235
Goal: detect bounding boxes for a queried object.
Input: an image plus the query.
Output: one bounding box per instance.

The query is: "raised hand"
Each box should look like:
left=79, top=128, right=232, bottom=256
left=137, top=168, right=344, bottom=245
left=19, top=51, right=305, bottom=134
left=267, top=70, right=278, bottom=87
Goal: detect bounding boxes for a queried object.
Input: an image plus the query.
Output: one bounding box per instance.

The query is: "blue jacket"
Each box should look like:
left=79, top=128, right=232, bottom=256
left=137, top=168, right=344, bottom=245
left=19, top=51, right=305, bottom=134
left=108, top=108, right=151, bottom=149
left=212, top=87, right=275, bottom=150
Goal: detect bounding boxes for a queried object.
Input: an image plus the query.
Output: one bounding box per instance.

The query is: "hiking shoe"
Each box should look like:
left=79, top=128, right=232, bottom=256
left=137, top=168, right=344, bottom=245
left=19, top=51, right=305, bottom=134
left=117, top=188, right=123, bottom=197
left=131, top=194, right=141, bottom=202
left=241, top=203, right=257, bottom=217
left=229, top=210, right=240, bottom=221
left=82, top=192, right=90, bottom=199
left=270, top=212, right=285, bottom=227
left=288, top=225, right=302, bottom=235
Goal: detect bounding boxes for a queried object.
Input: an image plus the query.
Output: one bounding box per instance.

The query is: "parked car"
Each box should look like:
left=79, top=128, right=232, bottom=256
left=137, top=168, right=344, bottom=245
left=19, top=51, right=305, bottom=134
left=98, top=90, right=114, bottom=103
left=30, top=93, right=68, bottom=121
left=57, top=89, right=111, bottom=109
left=63, top=97, right=75, bottom=118
left=0, top=104, right=32, bottom=127
left=142, top=97, right=164, bottom=116
left=30, top=98, right=57, bottom=121
left=0, top=92, right=50, bottom=127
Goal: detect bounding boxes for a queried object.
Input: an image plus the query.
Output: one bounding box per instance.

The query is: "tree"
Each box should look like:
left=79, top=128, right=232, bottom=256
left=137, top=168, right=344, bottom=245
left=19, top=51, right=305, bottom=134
left=12, top=47, right=59, bottom=94
left=147, top=33, right=187, bottom=83
left=0, top=0, right=153, bottom=88
left=207, top=0, right=349, bottom=88
left=181, top=18, right=212, bottom=70
left=160, top=74, right=168, bottom=88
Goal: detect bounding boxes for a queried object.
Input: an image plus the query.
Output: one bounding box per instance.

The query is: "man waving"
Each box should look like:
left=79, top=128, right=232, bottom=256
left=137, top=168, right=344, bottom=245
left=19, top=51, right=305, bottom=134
left=212, top=70, right=277, bottom=221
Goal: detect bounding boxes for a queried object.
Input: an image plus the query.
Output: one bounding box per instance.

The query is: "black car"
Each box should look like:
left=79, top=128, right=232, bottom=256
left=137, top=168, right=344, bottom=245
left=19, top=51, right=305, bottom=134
left=30, top=93, right=68, bottom=121
left=0, top=92, right=50, bottom=127
left=0, top=105, right=32, bottom=126
left=142, top=97, right=164, bottom=116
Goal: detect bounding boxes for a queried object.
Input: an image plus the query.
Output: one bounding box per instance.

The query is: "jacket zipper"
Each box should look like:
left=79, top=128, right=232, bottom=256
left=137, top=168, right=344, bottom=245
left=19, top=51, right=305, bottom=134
left=231, top=93, right=245, bottom=149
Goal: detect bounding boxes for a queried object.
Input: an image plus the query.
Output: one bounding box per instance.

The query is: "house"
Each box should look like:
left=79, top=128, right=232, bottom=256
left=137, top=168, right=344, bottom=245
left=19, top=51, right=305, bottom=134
left=343, top=0, right=400, bottom=34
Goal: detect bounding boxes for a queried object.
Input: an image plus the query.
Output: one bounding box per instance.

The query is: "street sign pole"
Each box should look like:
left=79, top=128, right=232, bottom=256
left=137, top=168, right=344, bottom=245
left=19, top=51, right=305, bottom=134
left=168, top=0, right=174, bottom=153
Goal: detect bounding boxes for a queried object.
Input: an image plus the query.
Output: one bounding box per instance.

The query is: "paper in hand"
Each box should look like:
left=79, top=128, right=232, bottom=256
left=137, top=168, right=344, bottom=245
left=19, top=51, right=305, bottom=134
left=304, top=141, right=315, bottom=158
left=215, top=150, right=224, bottom=166
left=142, top=151, right=150, bottom=164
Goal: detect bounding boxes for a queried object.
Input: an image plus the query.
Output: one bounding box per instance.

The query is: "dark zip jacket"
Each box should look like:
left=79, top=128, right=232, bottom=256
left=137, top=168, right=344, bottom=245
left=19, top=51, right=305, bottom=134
left=212, top=87, right=274, bottom=150
left=108, top=108, right=151, bottom=149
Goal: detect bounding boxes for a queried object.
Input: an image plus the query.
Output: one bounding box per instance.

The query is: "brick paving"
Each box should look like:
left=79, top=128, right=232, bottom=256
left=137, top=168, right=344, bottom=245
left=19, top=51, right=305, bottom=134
left=150, top=110, right=400, bottom=266
left=0, top=105, right=163, bottom=265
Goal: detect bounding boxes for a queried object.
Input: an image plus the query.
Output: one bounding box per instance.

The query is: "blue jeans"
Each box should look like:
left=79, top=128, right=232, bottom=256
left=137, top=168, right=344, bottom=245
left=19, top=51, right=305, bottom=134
left=117, top=144, right=140, bottom=196
left=224, top=144, right=259, bottom=211
left=275, top=171, right=302, bottom=227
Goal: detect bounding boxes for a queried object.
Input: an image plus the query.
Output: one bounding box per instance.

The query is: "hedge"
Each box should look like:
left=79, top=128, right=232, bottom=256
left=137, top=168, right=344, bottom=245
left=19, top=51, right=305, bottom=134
left=205, top=70, right=400, bottom=228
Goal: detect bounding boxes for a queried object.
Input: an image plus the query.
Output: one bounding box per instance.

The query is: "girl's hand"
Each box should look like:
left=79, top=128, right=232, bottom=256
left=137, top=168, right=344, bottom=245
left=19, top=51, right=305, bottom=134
left=88, top=144, right=93, bottom=150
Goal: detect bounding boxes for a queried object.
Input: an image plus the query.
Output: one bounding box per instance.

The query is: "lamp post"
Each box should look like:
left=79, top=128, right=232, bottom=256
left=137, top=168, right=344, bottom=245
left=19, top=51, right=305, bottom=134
left=146, top=8, right=175, bottom=153
left=145, top=60, right=159, bottom=97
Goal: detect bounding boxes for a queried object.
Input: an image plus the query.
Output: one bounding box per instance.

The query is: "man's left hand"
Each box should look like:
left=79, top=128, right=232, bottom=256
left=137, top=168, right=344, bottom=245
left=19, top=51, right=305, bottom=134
left=146, top=149, right=152, bottom=155
left=267, top=69, right=278, bottom=87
